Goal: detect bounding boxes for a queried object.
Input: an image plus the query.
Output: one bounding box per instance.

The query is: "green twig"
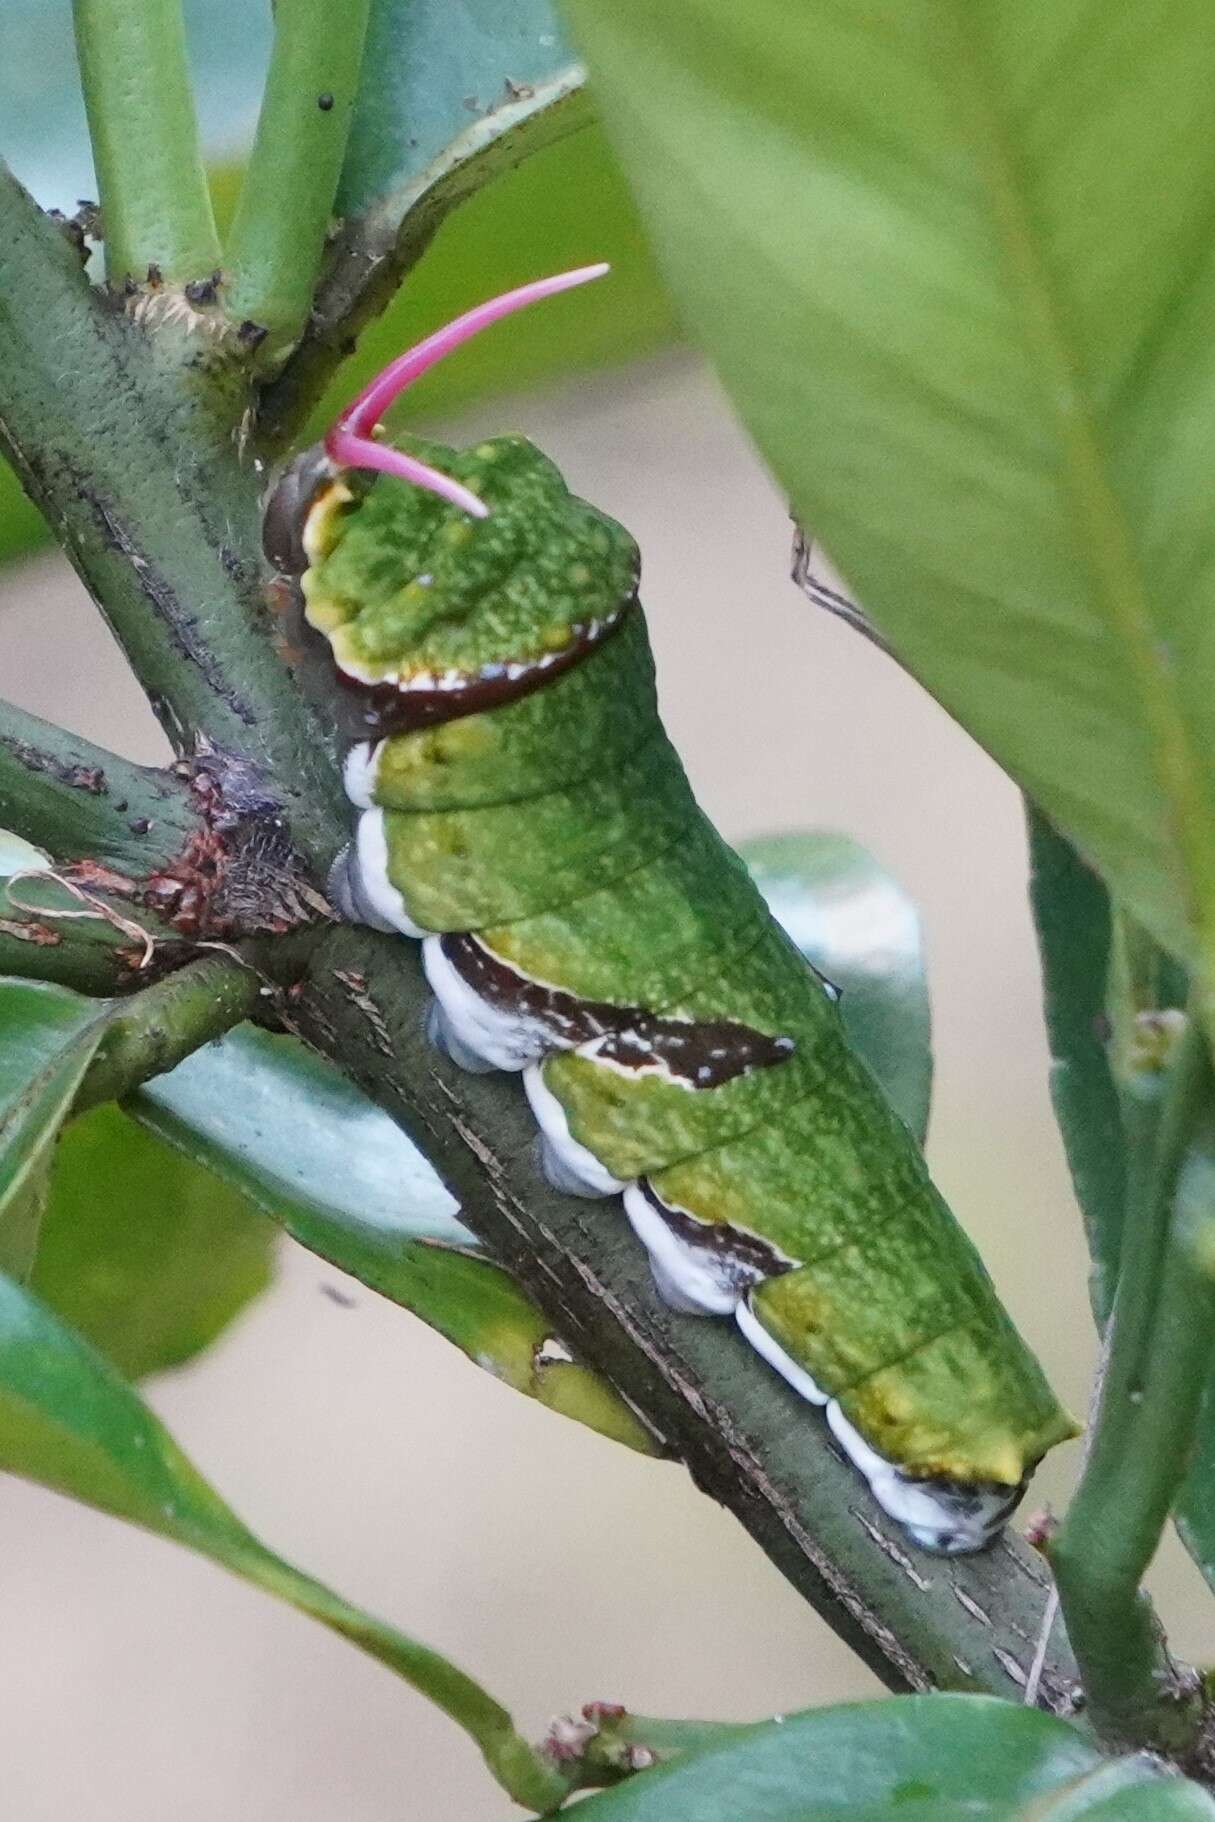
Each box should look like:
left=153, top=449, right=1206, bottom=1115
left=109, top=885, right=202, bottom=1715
left=71, top=0, right=220, bottom=286
left=256, top=70, right=589, bottom=449
left=0, top=700, right=199, bottom=876
left=0, top=163, right=346, bottom=835
left=1051, top=1008, right=1215, bottom=1752
left=0, top=872, right=181, bottom=995
left=224, top=0, right=371, bottom=366
left=548, top=1705, right=756, bottom=1791
left=73, top=955, right=263, bottom=1114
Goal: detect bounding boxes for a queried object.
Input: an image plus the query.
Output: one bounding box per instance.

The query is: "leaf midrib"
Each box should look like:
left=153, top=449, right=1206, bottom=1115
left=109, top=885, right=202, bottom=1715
left=950, top=6, right=1215, bottom=975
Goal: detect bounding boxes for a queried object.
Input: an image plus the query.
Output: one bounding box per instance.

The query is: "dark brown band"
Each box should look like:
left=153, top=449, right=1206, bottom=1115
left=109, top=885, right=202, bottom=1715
left=636, top=1179, right=793, bottom=1280
left=443, top=931, right=796, bottom=1090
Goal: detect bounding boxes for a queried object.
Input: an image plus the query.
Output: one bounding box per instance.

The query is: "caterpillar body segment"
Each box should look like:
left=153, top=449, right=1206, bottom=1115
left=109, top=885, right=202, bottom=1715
left=266, top=283, right=1074, bottom=1554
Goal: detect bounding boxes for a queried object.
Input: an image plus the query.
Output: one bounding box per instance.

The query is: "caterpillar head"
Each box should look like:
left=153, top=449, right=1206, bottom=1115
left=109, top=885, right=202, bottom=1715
left=263, top=266, right=638, bottom=735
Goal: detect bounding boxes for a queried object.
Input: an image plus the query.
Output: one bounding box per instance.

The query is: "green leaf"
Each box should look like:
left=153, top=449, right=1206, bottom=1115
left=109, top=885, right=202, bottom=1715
left=0, top=1269, right=566, bottom=1812
left=0, top=977, right=273, bottom=1370
left=0, top=974, right=649, bottom=1438
left=132, top=1027, right=658, bottom=1453
left=338, top=0, right=583, bottom=218
left=31, top=1103, right=275, bottom=1379
left=0, top=978, right=104, bottom=1278
left=566, top=1695, right=1215, bottom=1821
left=132, top=1024, right=472, bottom=1244
left=561, top=0, right=1215, bottom=990
left=1027, top=810, right=1127, bottom=1326
left=738, top=833, right=931, bottom=1142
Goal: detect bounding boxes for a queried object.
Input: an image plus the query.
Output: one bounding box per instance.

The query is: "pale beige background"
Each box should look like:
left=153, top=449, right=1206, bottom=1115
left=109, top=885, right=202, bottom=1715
left=0, top=353, right=1208, bottom=1819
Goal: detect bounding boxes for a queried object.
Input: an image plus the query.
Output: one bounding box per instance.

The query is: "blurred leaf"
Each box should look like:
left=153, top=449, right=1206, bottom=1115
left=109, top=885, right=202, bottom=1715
left=32, top=1103, right=274, bottom=1379
left=739, top=833, right=931, bottom=1142
left=562, top=0, right=1215, bottom=985
left=0, top=976, right=650, bottom=1443
left=0, top=1269, right=566, bottom=1812
left=133, top=1027, right=658, bottom=1453
left=567, top=1695, right=1214, bottom=1821
left=0, top=485, right=48, bottom=568
left=1026, top=810, right=1128, bottom=1327
left=338, top=0, right=581, bottom=218
left=0, top=978, right=104, bottom=1279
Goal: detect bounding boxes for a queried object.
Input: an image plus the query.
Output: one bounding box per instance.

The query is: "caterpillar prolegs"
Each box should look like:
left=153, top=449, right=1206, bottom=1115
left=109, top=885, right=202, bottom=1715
left=264, top=268, right=1075, bottom=1554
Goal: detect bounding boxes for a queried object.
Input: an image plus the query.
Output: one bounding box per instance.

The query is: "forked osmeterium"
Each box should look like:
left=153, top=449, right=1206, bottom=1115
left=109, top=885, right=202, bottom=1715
left=263, top=268, right=1075, bottom=1553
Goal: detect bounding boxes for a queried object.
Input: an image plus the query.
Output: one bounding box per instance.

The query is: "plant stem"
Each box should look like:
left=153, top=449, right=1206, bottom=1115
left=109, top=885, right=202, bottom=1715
left=281, top=919, right=1081, bottom=1711
left=224, top=0, right=371, bottom=366
left=0, top=149, right=1084, bottom=1718
left=1052, top=1010, right=1215, bottom=1751
left=0, top=700, right=198, bottom=876
left=71, top=0, right=220, bottom=287
left=553, top=1706, right=757, bottom=1789
left=0, top=164, right=345, bottom=834
left=73, top=955, right=262, bottom=1114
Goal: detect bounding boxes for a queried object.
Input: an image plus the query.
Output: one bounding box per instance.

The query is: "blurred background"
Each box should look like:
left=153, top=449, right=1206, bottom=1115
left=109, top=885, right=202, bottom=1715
left=1, top=6, right=1210, bottom=1819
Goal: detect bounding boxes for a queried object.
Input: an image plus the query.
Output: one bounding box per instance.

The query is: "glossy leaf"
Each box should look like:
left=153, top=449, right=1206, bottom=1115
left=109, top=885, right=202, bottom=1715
left=561, top=0, right=1215, bottom=985
left=0, top=977, right=274, bottom=1373
left=296, top=0, right=677, bottom=451
left=33, top=1104, right=275, bottom=1379
left=132, top=1028, right=657, bottom=1453
left=0, top=1269, right=565, bottom=1812
left=338, top=0, right=583, bottom=217
left=567, top=1695, right=1215, bottom=1821
left=739, top=833, right=931, bottom=1142
left=0, top=978, right=104, bottom=1279
left=133, top=1024, right=471, bottom=1244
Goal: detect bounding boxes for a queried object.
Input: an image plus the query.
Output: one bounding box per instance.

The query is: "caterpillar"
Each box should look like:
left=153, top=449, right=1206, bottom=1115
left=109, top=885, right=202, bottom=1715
left=263, top=266, right=1075, bottom=1554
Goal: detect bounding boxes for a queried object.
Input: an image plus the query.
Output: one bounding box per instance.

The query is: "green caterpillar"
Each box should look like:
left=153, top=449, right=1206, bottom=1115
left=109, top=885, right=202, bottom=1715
left=264, top=268, right=1075, bottom=1553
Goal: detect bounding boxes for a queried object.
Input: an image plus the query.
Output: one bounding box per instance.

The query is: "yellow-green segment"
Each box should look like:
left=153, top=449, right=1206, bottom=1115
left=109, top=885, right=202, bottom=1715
left=300, top=434, right=1075, bottom=1500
